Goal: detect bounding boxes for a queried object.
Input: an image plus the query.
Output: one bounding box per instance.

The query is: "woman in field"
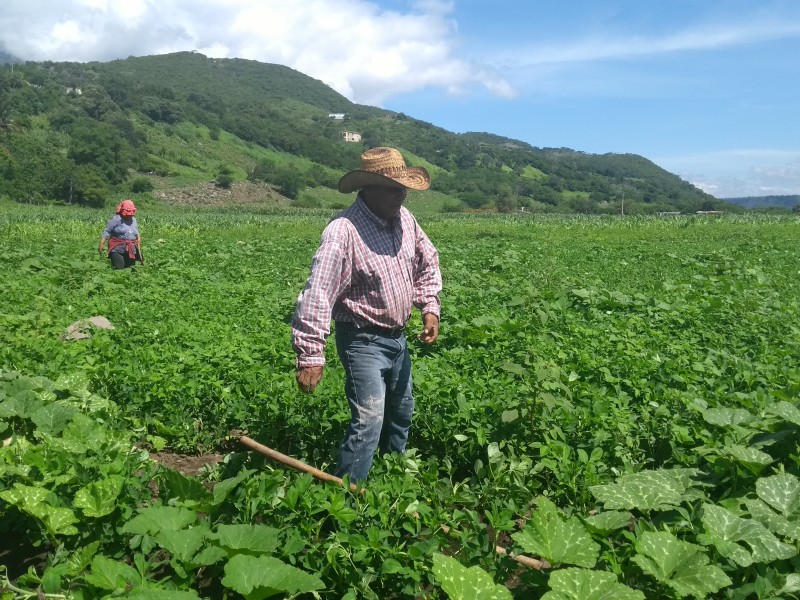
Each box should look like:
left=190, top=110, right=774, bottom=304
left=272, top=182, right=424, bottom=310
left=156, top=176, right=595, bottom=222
left=97, top=199, right=144, bottom=269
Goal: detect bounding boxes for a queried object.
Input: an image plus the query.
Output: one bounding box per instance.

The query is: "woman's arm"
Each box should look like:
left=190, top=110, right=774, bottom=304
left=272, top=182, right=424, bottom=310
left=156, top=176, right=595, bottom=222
left=99, top=215, right=120, bottom=253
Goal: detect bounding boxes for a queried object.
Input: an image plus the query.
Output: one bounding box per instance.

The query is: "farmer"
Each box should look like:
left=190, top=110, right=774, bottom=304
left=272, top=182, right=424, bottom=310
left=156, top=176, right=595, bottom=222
left=98, top=199, right=144, bottom=269
left=291, top=147, right=442, bottom=482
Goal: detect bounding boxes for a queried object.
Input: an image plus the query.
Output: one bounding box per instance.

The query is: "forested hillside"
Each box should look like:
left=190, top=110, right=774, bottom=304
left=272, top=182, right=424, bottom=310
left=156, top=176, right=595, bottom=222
left=725, top=195, right=800, bottom=211
left=0, top=51, right=730, bottom=213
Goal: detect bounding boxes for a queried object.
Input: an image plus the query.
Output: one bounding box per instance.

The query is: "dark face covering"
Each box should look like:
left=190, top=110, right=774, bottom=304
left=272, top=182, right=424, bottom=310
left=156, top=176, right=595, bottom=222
left=361, top=185, right=408, bottom=220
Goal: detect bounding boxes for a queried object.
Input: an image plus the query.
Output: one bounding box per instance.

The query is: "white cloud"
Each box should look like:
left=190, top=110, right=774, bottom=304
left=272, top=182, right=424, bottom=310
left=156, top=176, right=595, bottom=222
left=654, top=150, right=800, bottom=198
left=0, top=0, right=514, bottom=105
left=500, top=18, right=800, bottom=68
left=50, top=20, right=87, bottom=45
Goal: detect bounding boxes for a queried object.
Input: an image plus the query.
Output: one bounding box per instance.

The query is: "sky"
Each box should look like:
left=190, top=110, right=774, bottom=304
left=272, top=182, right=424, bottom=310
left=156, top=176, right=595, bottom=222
left=2, top=0, right=800, bottom=199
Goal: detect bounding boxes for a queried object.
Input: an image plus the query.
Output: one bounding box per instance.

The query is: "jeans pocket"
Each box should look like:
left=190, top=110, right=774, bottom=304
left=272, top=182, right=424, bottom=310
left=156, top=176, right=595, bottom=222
left=354, top=332, right=378, bottom=343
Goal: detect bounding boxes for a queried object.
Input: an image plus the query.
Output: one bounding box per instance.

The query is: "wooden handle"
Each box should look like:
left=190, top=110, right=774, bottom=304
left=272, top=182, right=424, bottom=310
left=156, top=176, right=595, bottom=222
left=238, top=435, right=361, bottom=492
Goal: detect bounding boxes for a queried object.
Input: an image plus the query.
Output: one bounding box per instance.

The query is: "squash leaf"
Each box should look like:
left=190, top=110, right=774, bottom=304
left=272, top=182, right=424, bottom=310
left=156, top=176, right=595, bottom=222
left=541, top=567, right=644, bottom=600
left=698, top=504, right=796, bottom=567
left=221, top=554, right=323, bottom=600
left=432, top=553, right=512, bottom=600
left=512, top=496, right=599, bottom=568
left=590, top=469, right=702, bottom=511
left=632, top=531, right=731, bottom=598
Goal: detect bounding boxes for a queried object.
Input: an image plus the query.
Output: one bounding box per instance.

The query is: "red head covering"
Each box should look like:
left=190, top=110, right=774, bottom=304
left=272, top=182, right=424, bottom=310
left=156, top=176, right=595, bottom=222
left=116, top=200, right=137, bottom=216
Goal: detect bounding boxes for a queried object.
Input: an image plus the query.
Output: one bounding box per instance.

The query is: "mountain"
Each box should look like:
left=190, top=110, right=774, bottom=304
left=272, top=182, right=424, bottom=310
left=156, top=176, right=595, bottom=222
left=0, top=51, right=730, bottom=214
left=724, top=195, right=799, bottom=210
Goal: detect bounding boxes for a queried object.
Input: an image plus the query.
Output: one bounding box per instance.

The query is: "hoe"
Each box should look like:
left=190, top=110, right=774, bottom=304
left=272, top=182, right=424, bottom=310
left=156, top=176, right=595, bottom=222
left=236, top=433, right=549, bottom=571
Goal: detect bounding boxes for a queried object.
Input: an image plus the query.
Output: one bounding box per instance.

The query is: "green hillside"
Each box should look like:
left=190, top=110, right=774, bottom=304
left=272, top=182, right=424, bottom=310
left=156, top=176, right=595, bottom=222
left=725, top=194, right=800, bottom=211
left=0, top=51, right=732, bottom=214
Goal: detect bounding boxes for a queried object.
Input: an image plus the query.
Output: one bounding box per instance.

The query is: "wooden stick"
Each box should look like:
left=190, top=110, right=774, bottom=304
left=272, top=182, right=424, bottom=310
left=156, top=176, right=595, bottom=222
left=237, top=435, right=549, bottom=570
left=238, top=435, right=360, bottom=492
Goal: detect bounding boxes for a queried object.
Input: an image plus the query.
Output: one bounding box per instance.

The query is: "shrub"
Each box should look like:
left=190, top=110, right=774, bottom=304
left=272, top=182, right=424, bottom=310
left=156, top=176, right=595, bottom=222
left=442, top=200, right=465, bottom=213
left=293, top=196, right=321, bottom=208
left=215, top=164, right=236, bottom=188
left=495, top=186, right=517, bottom=213
left=130, top=177, right=154, bottom=193
left=215, top=173, right=234, bottom=189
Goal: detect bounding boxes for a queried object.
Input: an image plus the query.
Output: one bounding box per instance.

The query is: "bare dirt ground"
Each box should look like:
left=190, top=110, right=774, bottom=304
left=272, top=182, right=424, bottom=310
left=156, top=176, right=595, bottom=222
left=153, top=180, right=291, bottom=207
left=149, top=451, right=226, bottom=476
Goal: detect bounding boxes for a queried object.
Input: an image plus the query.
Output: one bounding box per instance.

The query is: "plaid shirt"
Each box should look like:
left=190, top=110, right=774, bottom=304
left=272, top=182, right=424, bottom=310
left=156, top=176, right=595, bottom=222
left=292, top=196, right=442, bottom=368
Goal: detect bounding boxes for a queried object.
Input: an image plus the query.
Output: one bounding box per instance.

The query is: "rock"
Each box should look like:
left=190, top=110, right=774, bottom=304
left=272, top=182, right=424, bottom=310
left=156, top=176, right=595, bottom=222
left=60, top=316, right=115, bottom=341
left=86, top=316, right=114, bottom=330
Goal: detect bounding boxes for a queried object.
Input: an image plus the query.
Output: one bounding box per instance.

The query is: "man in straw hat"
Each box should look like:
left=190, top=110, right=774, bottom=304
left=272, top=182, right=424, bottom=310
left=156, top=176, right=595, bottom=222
left=291, top=147, right=442, bottom=482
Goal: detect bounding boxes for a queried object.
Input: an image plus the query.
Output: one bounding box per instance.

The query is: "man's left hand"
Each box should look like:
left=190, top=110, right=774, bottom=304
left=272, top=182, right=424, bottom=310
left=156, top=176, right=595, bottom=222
left=296, top=366, right=324, bottom=393
left=418, top=313, right=439, bottom=344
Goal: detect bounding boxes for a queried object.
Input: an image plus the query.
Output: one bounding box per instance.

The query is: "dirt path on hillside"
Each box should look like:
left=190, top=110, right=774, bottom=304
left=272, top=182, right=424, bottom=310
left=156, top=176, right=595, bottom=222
left=153, top=180, right=290, bottom=207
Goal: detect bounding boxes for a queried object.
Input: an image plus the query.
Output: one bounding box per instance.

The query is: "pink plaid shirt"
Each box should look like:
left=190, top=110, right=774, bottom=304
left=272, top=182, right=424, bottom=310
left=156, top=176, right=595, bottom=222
left=292, top=196, right=442, bottom=368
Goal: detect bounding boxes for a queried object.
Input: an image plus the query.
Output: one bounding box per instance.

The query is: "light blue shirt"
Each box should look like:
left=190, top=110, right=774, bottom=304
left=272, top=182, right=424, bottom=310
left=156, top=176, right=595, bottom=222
left=102, top=215, right=139, bottom=241
left=102, top=215, right=139, bottom=255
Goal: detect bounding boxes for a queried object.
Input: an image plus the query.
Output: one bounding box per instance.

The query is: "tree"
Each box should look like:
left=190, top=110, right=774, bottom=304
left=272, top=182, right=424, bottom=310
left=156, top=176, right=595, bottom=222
left=249, top=158, right=277, bottom=183
left=68, top=118, right=132, bottom=184
left=0, top=130, right=74, bottom=202
left=103, top=112, right=142, bottom=147
left=495, top=185, right=517, bottom=213
left=79, top=84, right=118, bottom=120
left=65, top=164, right=108, bottom=206
left=0, top=96, right=15, bottom=137
left=140, top=96, right=184, bottom=124
left=568, top=195, right=598, bottom=214
left=273, top=167, right=305, bottom=199
left=306, top=163, right=337, bottom=189
left=461, top=190, right=489, bottom=209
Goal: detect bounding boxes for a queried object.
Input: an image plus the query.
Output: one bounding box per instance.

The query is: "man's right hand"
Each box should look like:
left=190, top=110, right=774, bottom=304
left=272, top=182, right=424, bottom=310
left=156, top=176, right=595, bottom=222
left=296, top=366, right=324, bottom=394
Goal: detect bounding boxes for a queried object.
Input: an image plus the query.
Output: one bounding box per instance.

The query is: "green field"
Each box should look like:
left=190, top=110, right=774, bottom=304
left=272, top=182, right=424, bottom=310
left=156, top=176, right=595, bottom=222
left=1, top=204, right=800, bottom=598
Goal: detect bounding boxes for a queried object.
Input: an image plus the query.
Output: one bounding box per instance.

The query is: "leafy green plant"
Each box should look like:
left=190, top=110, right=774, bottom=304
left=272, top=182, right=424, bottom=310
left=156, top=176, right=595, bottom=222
left=2, top=207, right=800, bottom=597
left=432, top=553, right=511, bottom=600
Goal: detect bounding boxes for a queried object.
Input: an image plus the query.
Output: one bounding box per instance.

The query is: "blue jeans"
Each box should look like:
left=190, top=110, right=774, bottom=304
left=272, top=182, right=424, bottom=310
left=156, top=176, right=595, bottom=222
left=334, top=324, right=414, bottom=482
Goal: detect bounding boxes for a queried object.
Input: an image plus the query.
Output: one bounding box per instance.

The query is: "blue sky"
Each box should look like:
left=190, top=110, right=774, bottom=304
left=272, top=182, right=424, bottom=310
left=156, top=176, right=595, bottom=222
left=2, top=0, right=799, bottom=198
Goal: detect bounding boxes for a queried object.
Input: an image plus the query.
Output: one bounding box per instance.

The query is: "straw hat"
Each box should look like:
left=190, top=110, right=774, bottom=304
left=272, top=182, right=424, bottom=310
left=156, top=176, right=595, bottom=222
left=338, top=147, right=430, bottom=193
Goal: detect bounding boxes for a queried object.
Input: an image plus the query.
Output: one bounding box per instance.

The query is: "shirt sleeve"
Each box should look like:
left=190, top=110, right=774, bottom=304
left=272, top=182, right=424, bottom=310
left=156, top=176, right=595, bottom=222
left=102, top=215, right=120, bottom=240
left=291, top=224, right=352, bottom=368
left=412, top=221, right=442, bottom=318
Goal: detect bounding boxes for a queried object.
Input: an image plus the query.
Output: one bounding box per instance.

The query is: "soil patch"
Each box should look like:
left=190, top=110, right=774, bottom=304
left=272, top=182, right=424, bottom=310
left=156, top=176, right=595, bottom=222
left=150, top=451, right=225, bottom=476
left=0, top=531, right=47, bottom=580
left=153, top=181, right=291, bottom=207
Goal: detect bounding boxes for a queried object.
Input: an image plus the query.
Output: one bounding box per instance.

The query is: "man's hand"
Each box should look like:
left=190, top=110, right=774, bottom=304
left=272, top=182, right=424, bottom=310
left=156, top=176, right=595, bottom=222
left=296, top=366, right=324, bottom=394
left=418, top=313, right=439, bottom=344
